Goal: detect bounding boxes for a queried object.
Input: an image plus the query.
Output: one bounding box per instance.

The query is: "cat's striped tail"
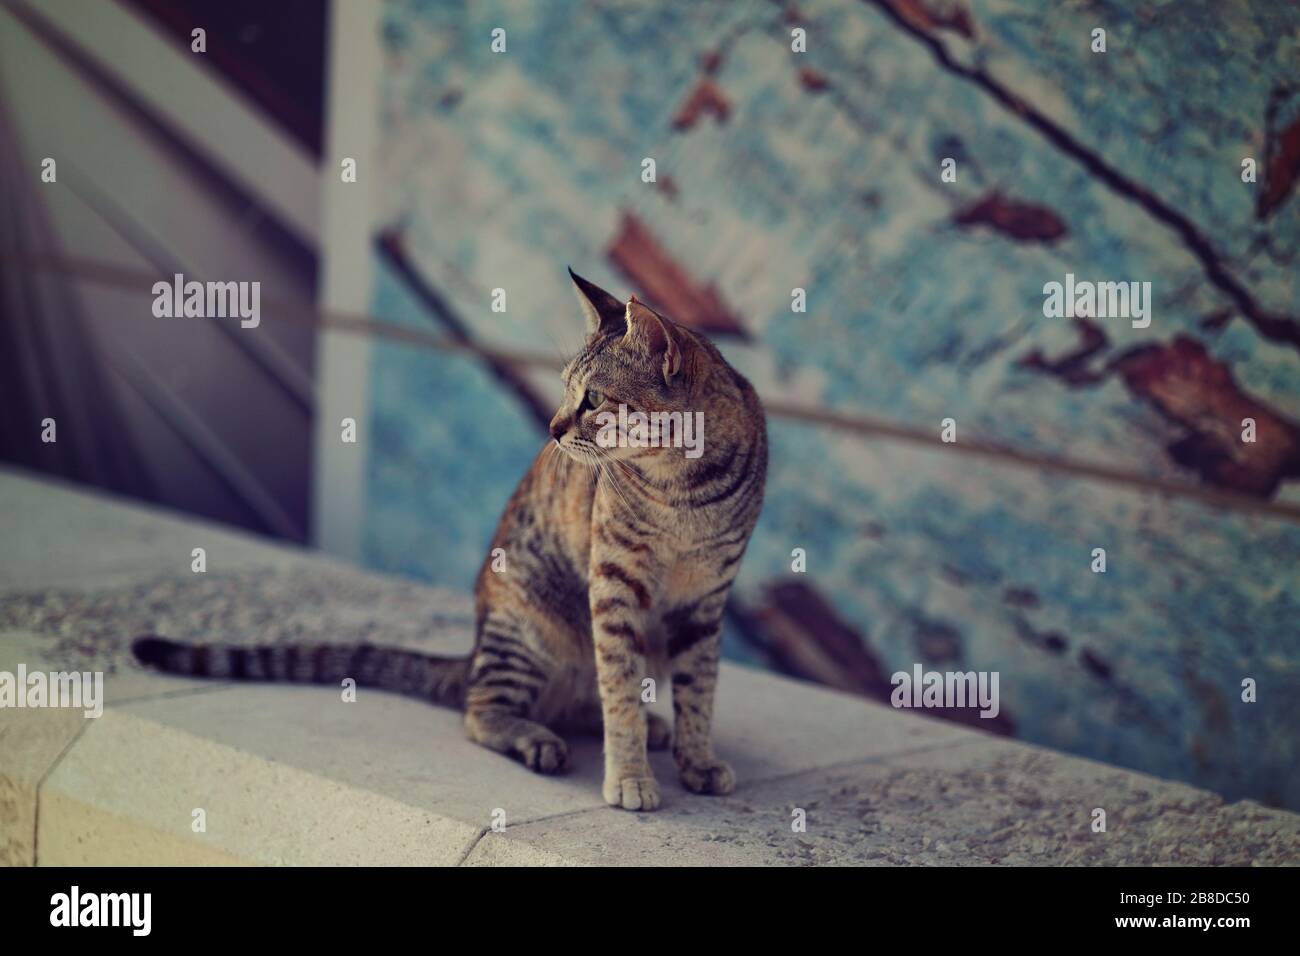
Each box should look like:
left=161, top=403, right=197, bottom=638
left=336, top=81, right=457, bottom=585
left=132, top=635, right=469, bottom=708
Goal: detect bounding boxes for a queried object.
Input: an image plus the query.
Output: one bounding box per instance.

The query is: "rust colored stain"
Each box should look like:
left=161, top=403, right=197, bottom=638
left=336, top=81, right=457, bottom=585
left=798, top=67, right=831, bottom=93
left=1111, top=337, right=1300, bottom=496
left=756, top=579, right=894, bottom=697
left=953, top=192, right=1068, bottom=242
left=890, top=0, right=976, bottom=40
left=735, top=579, right=1015, bottom=735
left=1259, top=112, right=1300, bottom=219
left=1020, top=324, right=1300, bottom=497
left=607, top=213, right=748, bottom=337
left=672, top=77, right=730, bottom=131
left=1016, top=318, right=1109, bottom=384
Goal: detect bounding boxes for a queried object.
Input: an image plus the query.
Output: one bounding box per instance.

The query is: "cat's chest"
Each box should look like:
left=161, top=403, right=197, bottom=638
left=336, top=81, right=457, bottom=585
left=660, top=555, right=712, bottom=596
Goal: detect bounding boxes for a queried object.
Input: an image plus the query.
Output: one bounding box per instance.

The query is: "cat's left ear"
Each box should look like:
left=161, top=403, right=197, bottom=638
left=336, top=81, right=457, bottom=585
left=569, top=268, right=626, bottom=336
left=624, top=296, right=683, bottom=385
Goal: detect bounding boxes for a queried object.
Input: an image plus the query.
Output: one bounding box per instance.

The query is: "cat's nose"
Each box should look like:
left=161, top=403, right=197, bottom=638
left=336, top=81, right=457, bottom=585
left=549, top=419, right=566, bottom=444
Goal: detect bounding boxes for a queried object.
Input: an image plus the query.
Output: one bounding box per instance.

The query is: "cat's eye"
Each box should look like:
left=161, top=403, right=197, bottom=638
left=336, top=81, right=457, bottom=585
left=584, top=389, right=605, bottom=409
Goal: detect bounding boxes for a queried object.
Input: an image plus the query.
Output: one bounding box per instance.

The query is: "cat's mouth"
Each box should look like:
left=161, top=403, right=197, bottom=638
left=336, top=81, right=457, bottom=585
left=558, top=437, right=646, bottom=475
left=558, top=436, right=603, bottom=465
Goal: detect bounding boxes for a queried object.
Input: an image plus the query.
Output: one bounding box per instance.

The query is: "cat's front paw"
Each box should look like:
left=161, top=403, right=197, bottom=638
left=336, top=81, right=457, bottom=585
left=518, top=732, right=570, bottom=774
left=603, top=775, right=661, bottom=811
left=678, top=759, right=734, bottom=795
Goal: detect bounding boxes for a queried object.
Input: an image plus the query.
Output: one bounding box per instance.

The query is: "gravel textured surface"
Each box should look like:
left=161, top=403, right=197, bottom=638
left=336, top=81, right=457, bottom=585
left=471, top=745, right=1300, bottom=866
left=0, top=567, right=476, bottom=676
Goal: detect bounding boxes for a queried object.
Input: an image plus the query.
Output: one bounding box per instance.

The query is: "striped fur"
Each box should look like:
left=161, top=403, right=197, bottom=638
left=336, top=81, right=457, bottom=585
left=133, top=270, right=766, bottom=812
left=132, top=636, right=469, bottom=704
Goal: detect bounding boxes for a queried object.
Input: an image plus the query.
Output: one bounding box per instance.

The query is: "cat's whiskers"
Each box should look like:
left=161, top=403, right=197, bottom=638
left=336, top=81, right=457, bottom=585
left=563, top=440, right=603, bottom=489
left=543, top=441, right=564, bottom=486
left=596, top=466, right=636, bottom=520
left=590, top=446, right=650, bottom=520
left=572, top=439, right=621, bottom=505
left=601, top=451, right=667, bottom=508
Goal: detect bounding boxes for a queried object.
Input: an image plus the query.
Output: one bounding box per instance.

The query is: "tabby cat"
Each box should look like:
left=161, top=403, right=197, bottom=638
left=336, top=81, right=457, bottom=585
left=134, top=269, right=767, bottom=811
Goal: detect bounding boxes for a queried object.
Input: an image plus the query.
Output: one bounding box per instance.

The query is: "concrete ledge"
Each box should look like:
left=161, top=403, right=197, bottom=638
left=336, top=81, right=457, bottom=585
left=39, top=709, right=482, bottom=866
left=462, top=739, right=1300, bottom=867
left=0, top=706, right=84, bottom=866
left=3, top=468, right=1298, bottom=866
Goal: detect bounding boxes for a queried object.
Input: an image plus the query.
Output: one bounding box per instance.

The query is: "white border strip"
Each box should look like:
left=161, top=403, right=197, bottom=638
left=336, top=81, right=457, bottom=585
left=311, top=0, right=382, bottom=559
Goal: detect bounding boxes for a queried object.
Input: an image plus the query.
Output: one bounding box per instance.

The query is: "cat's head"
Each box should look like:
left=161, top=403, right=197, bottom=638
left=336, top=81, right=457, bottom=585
left=550, top=269, right=706, bottom=464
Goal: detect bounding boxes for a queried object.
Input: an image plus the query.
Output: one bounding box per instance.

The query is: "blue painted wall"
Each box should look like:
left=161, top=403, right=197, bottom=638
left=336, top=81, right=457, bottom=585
left=362, top=1, right=1300, bottom=808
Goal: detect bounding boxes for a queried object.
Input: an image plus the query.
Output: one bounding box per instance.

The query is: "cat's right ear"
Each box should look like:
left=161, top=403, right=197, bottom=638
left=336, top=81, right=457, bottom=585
left=569, top=268, right=626, bottom=336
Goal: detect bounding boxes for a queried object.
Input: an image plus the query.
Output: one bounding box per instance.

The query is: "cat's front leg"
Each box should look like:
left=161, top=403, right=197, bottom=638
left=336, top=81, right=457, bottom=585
left=589, top=561, right=660, bottom=811
left=668, top=606, right=733, bottom=795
